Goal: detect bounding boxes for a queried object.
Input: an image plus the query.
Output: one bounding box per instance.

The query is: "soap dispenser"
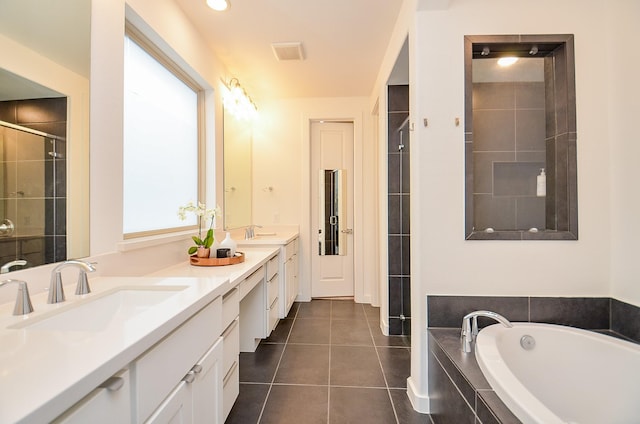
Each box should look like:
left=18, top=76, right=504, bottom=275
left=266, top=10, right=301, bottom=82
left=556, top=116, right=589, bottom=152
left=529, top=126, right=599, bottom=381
left=536, top=168, right=546, bottom=197
left=219, top=232, right=237, bottom=257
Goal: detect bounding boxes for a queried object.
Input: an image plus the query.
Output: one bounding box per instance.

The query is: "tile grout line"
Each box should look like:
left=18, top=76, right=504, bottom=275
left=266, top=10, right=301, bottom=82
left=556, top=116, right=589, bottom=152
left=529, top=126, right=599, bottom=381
left=363, top=303, right=401, bottom=424
left=255, top=304, right=298, bottom=423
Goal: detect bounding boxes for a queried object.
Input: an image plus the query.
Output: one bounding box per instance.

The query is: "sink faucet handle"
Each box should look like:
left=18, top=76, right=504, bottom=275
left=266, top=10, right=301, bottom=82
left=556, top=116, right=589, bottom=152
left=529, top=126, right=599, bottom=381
left=76, top=270, right=91, bottom=295
left=49, top=259, right=97, bottom=303
left=0, top=279, right=34, bottom=315
left=74, top=261, right=97, bottom=295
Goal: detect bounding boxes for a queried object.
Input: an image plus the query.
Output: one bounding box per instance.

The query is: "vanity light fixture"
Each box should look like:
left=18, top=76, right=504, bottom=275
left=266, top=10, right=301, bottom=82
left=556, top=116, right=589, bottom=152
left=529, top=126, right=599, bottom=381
left=206, top=0, right=229, bottom=11
left=222, top=77, right=257, bottom=120
left=497, top=56, right=518, bottom=67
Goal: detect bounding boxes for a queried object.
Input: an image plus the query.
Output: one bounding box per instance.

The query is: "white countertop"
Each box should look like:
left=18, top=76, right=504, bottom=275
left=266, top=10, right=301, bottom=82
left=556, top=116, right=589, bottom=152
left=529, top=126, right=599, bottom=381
left=234, top=229, right=298, bottom=246
left=150, top=247, right=279, bottom=285
left=0, top=246, right=279, bottom=424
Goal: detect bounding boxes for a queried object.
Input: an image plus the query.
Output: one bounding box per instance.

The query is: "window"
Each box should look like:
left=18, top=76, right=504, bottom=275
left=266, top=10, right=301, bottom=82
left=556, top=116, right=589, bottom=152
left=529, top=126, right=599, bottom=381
left=123, top=30, right=201, bottom=236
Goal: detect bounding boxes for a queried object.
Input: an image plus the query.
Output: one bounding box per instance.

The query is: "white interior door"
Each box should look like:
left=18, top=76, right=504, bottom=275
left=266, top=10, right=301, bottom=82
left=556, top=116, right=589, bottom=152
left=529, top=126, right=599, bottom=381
left=311, top=121, right=354, bottom=298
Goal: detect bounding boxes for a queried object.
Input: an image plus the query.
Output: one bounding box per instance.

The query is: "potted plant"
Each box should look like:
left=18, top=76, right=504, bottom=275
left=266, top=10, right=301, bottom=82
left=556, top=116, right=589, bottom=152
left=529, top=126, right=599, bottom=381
left=178, top=202, right=221, bottom=258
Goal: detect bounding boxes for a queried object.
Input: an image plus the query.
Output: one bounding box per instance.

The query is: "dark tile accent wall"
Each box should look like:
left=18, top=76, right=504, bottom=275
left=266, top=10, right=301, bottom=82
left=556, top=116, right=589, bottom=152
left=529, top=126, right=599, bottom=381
left=428, top=295, right=640, bottom=343
left=0, top=97, right=67, bottom=267
left=388, top=85, right=410, bottom=335
left=472, top=81, right=546, bottom=232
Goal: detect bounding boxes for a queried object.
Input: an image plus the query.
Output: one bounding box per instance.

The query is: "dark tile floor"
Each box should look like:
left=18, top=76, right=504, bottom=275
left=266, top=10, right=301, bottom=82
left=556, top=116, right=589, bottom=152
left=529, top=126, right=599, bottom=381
left=225, top=299, right=432, bottom=424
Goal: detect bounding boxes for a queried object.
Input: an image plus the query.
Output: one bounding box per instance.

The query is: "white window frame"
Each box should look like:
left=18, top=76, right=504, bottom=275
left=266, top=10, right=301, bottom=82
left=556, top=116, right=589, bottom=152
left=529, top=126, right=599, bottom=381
left=123, top=24, right=205, bottom=239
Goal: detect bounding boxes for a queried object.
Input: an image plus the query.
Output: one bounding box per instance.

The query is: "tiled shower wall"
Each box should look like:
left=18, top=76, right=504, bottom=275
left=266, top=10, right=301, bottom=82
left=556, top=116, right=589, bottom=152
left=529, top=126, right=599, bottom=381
left=387, top=85, right=410, bottom=335
left=0, top=97, right=67, bottom=267
left=472, top=81, right=546, bottom=231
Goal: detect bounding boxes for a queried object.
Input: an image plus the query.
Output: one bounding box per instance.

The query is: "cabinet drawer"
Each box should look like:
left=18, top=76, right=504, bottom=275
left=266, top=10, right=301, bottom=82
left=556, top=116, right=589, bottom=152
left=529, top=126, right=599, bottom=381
left=144, top=380, right=191, bottom=424
left=266, top=254, right=279, bottom=281
left=268, top=297, right=279, bottom=333
left=240, top=267, right=264, bottom=298
left=222, top=287, right=239, bottom=329
left=133, top=297, right=222, bottom=423
left=267, top=273, right=279, bottom=306
left=53, top=370, right=131, bottom=424
left=223, top=361, right=239, bottom=420
left=285, top=240, right=296, bottom=260
left=222, top=318, right=239, bottom=375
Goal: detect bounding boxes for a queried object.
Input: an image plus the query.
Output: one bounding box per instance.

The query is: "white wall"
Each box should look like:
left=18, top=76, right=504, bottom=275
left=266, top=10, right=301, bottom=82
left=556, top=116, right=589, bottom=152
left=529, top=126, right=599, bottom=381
left=252, top=97, right=379, bottom=304
left=607, top=0, right=640, bottom=307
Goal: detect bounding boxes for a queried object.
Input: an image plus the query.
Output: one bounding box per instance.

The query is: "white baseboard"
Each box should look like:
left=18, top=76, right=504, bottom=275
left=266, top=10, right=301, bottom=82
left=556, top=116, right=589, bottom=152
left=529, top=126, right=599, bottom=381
left=380, top=319, right=389, bottom=336
left=407, top=376, right=430, bottom=413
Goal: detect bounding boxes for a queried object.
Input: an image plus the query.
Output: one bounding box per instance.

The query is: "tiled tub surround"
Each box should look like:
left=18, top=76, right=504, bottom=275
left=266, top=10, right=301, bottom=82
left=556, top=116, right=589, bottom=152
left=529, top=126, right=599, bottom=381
left=427, top=295, right=640, bottom=424
left=428, top=295, right=640, bottom=343
left=388, top=84, right=411, bottom=335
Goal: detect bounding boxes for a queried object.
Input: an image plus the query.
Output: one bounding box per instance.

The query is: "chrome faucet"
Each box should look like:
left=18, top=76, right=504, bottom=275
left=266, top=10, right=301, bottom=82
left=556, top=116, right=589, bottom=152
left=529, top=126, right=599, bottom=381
left=0, top=259, right=27, bottom=274
left=0, top=279, right=34, bottom=315
left=244, top=224, right=263, bottom=239
left=461, top=310, right=513, bottom=353
left=48, top=259, right=97, bottom=304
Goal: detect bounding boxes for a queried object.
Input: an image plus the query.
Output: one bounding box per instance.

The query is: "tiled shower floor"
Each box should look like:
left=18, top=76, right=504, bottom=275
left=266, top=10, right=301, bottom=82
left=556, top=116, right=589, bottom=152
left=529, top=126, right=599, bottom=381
left=225, top=299, right=431, bottom=424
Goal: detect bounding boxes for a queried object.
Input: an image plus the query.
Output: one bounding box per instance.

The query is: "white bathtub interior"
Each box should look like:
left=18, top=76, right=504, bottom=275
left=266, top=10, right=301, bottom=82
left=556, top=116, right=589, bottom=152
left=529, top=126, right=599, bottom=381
left=475, top=323, right=640, bottom=424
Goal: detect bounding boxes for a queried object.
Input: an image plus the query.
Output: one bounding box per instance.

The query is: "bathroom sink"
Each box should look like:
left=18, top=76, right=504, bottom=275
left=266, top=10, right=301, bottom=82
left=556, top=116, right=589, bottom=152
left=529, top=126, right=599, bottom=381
left=9, top=286, right=187, bottom=332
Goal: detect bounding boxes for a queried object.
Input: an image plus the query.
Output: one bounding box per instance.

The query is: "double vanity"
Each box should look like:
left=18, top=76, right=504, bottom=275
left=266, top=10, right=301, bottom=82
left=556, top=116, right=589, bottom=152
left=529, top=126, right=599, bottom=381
left=0, top=232, right=299, bottom=424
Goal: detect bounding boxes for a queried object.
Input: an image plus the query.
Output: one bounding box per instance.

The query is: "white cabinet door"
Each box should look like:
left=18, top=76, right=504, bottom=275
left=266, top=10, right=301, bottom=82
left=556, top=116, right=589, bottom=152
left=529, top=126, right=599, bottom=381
left=145, top=381, right=192, bottom=424
left=191, top=337, right=224, bottom=424
left=53, top=370, right=131, bottom=424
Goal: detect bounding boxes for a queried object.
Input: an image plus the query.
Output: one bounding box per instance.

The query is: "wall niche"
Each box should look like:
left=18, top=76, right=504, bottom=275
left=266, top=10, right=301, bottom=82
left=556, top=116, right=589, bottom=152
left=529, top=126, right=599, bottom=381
left=464, top=34, right=578, bottom=240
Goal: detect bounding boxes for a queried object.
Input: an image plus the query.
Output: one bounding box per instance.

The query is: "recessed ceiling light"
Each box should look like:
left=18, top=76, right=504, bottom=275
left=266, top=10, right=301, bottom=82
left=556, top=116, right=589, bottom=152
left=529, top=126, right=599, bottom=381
left=497, top=57, right=518, bottom=67
left=206, top=0, right=229, bottom=11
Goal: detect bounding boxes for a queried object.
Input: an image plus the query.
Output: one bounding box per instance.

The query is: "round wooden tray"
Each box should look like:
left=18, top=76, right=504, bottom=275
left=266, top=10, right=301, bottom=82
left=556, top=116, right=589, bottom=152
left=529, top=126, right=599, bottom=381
left=190, top=251, right=245, bottom=267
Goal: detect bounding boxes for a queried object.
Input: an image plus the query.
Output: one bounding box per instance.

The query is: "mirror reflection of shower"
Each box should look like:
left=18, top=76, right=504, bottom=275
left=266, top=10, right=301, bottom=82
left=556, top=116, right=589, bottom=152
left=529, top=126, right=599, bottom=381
left=0, top=96, right=67, bottom=271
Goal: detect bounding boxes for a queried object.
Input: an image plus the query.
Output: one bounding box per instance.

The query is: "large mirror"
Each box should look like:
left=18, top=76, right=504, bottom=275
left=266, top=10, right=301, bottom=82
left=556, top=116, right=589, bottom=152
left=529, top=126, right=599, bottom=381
left=318, top=169, right=347, bottom=256
left=223, top=108, right=252, bottom=229
left=0, top=0, right=90, bottom=272
left=464, top=34, right=578, bottom=240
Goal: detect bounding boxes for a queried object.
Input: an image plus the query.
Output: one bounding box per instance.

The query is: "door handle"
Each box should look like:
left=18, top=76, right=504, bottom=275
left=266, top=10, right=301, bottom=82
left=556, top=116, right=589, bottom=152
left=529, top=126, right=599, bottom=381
left=341, top=229, right=353, bottom=234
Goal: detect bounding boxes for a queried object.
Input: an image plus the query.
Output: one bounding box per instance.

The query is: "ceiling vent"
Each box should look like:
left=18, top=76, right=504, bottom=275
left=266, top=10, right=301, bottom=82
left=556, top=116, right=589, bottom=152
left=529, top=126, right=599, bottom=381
left=271, top=42, right=305, bottom=61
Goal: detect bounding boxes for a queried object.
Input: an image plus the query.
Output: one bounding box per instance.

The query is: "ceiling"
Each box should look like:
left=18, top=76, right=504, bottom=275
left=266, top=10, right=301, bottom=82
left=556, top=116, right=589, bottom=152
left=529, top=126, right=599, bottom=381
left=0, top=0, right=403, bottom=104
left=175, top=0, right=404, bottom=102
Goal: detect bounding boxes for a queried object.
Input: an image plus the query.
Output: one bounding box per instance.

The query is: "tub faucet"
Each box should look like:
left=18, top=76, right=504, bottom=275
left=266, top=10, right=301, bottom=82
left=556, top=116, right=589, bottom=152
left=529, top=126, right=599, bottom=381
left=244, top=224, right=263, bottom=239
left=0, top=259, right=27, bottom=274
left=0, top=279, right=34, bottom=315
left=48, top=259, right=97, bottom=304
left=461, top=310, right=513, bottom=353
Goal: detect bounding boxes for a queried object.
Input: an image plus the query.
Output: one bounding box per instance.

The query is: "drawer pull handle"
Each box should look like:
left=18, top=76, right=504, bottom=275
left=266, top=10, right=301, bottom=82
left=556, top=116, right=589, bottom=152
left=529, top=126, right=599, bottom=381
left=223, top=287, right=238, bottom=301
left=182, top=370, right=196, bottom=384
left=223, top=360, right=239, bottom=384
left=222, top=317, right=239, bottom=338
left=99, top=376, right=124, bottom=392
left=191, top=364, right=203, bottom=374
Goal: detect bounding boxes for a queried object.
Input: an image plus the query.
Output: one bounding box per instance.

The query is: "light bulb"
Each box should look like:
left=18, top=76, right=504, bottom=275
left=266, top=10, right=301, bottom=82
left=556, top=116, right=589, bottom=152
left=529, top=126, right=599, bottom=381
left=497, top=57, right=518, bottom=67
left=206, top=0, right=229, bottom=11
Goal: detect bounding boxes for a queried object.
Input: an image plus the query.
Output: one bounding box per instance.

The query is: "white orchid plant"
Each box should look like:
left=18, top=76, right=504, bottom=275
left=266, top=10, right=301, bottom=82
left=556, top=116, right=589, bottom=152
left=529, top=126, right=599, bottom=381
left=178, top=201, right=222, bottom=255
